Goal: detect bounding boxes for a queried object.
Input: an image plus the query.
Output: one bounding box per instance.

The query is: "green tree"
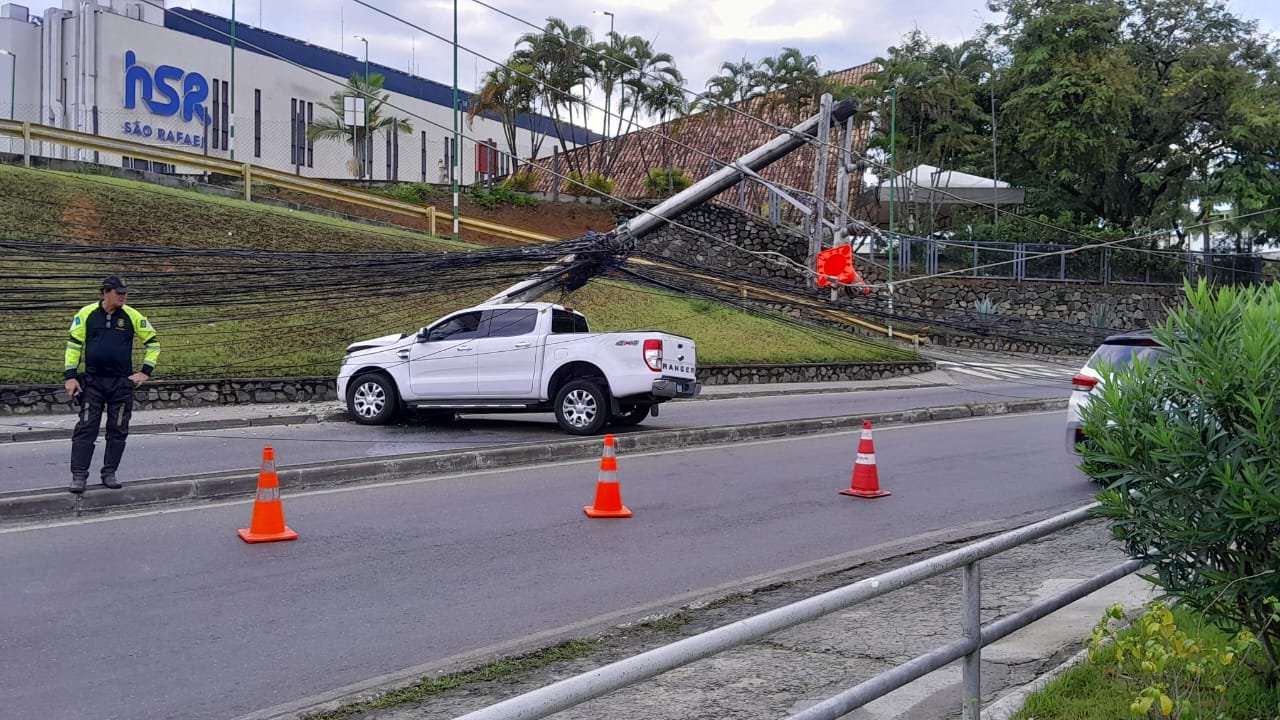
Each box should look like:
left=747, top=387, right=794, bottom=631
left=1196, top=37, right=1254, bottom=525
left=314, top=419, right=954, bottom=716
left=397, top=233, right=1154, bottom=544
left=986, top=0, right=1280, bottom=239
left=308, top=73, right=412, bottom=179
left=1081, top=280, right=1280, bottom=682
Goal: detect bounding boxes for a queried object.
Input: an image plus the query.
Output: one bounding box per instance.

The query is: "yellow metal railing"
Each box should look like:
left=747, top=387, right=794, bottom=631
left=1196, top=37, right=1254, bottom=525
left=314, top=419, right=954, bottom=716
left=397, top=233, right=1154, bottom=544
left=0, top=119, right=556, bottom=245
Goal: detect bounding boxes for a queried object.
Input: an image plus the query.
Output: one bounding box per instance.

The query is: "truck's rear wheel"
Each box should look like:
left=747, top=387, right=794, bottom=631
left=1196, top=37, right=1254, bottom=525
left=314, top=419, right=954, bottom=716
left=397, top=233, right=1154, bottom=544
left=347, top=373, right=399, bottom=425
left=554, top=379, right=610, bottom=435
left=611, top=404, right=652, bottom=427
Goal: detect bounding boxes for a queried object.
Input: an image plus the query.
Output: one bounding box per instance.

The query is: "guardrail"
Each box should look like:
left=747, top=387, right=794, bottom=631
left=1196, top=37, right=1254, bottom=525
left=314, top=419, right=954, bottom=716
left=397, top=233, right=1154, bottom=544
left=453, top=503, right=1141, bottom=720
left=0, top=120, right=560, bottom=245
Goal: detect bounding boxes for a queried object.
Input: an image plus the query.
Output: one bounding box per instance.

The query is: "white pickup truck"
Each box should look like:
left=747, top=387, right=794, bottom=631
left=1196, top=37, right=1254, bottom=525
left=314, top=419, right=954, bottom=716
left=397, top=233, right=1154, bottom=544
left=336, top=302, right=699, bottom=435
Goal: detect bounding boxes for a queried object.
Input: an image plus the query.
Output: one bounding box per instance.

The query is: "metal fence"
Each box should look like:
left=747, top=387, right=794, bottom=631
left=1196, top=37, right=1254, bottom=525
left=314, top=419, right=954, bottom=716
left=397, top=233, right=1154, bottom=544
left=453, top=503, right=1142, bottom=720
left=867, top=236, right=1264, bottom=286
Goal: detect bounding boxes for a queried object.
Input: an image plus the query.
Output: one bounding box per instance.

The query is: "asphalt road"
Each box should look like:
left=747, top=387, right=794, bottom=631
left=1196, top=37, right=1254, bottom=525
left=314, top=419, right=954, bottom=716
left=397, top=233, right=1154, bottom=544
left=0, top=411, right=1091, bottom=720
left=0, top=379, right=1068, bottom=494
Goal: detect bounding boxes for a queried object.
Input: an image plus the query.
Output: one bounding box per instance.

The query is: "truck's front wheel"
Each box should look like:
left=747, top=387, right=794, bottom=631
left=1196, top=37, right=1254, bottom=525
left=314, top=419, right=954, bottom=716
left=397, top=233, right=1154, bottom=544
left=554, top=379, right=610, bottom=435
left=348, top=373, right=399, bottom=425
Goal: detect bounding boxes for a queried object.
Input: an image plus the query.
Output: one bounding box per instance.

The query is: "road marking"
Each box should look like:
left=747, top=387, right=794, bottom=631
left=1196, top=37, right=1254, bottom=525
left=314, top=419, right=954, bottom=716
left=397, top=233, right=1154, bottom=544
left=936, top=361, right=1072, bottom=382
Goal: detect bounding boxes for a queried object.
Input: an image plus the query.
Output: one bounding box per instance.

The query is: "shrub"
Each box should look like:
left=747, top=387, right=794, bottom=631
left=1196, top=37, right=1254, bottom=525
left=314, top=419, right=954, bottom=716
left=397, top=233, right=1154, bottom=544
left=642, top=167, right=693, bottom=198
left=382, top=182, right=440, bottom=204
left=1087, top=600, right=1269, bottom=718
left=1080, top=280, right=1280, bottom=681
left=502, top=171, right=539, bottom=192
left=561, top=171, right=615, bottom=197
left=468, top=186, right=538, bottom=210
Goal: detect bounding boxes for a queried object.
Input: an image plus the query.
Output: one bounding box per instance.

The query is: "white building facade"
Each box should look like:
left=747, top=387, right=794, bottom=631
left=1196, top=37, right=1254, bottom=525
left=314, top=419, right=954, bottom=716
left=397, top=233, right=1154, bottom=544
left=0, top=1, right=596, bottom=181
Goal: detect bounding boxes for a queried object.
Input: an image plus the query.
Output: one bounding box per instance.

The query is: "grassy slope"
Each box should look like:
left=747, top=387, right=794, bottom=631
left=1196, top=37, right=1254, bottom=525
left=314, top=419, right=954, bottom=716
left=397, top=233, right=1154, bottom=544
left=0, top=164, right=910, bottom=383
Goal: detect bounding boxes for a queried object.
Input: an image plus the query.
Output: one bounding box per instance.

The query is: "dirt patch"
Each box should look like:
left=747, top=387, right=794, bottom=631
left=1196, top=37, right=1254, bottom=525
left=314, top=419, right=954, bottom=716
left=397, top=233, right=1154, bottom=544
left=60, top=194, right=104, bottom=243
left=257, top=186, right=618, bottom=247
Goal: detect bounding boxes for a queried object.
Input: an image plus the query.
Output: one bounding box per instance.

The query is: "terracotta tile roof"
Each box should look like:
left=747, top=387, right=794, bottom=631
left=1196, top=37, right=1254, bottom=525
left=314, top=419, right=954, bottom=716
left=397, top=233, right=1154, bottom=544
left=524, top=62, right=879, bottom=210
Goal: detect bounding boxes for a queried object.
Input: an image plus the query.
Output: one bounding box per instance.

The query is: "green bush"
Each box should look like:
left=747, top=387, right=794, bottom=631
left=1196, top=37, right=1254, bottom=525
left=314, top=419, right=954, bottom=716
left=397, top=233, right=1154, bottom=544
left=643, top=167, right=693, bottom=197
left=1080, top=280, right=1280, bottom=682
left=468, top=185, right=538, bottom=210
left=382, top=182, right=441, bottom=204
left=561, top=171, right=615, bottom=197
left=502, top=171, right=539, bottom=192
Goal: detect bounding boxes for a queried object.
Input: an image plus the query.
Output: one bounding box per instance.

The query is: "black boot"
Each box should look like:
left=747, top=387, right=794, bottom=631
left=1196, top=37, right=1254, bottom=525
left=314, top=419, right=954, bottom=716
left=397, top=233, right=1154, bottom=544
left=69, top=474, right=87, bottom=494
left=101, top=472, right=122, bottom=489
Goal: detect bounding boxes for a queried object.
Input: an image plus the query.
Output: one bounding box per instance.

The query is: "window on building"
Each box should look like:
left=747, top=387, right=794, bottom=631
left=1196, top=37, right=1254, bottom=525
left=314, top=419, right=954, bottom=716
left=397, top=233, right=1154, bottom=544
left=122, top=157, right=175, bottom=174
left=290, top=98, right=314, bottom=168
left=420, top=131, right=427, bottom=182
left=211, top=79, right=221, bottom=150
left=220, top=80, right=229, bottom=149
left=443, top=137, right=455, bottom=184
left=254, top=90, right=261, bottom=158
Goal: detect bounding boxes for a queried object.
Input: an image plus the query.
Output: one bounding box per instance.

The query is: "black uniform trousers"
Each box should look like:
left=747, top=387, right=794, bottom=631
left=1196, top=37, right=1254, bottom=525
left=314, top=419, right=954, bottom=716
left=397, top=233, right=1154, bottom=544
left=70, top=375, right=135, bottom=478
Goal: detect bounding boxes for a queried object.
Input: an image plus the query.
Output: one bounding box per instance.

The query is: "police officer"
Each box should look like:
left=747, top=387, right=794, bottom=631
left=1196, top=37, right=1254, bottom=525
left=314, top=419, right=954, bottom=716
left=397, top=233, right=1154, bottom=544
left=63, top=275, right=160, bottom=493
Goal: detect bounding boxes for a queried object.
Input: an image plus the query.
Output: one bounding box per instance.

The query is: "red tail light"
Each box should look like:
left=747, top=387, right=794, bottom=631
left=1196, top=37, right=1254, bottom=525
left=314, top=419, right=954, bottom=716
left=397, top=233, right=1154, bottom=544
left=1072, top=374, right=1098, bottom=392
left=643, top=339, right=663, bottom=372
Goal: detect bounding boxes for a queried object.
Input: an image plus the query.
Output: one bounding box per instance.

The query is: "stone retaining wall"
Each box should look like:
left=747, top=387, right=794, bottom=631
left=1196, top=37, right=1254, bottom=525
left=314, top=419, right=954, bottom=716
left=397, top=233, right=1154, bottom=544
left=1, top=378, right=338, bottom=416
left=699, top=361, right=934, bottom=385
left=1, top=361, right=935, bottom=415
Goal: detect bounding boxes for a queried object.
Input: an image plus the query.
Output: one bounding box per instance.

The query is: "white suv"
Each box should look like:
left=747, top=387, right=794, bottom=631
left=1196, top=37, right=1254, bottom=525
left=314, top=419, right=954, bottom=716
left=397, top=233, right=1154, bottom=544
left=1066, top=330, right=1169, bottom=454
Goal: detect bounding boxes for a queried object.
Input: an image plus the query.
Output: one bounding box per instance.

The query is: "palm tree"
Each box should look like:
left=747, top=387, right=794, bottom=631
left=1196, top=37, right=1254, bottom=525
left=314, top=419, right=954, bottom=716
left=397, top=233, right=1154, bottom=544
left=705, top=58, right=760, bottom=115
left=756, top=48, right=826, bottom=119
left=514, top=17, right=594, bottom=175
left=308, top=73, right=412, bottom=179
left=467, top=61, right=542, bottom=171
left=617, top=36, right=683, bottom=135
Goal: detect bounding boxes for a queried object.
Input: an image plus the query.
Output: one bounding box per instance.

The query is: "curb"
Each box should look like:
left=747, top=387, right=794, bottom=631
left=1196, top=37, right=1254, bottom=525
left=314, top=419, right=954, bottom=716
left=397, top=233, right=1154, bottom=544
left=0, top=381, right=956, bottom=443
left=0, top=413, right=325, bottom=444
left=0, top=397, right=1067, bottom=524
left=982, top=646, right=1090, bottom=720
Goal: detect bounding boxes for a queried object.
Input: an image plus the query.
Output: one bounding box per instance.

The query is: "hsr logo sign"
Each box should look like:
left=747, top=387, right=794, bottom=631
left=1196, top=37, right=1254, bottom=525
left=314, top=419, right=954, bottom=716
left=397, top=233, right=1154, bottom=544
left=124, top=50, right=209, bottom=123
left=122, top=50, right=209, bottom=148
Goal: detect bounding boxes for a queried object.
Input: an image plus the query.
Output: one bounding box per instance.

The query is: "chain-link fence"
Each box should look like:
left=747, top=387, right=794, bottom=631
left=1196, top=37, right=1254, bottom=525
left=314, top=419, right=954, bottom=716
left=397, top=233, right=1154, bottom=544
left=862, top=236, right=1265, bottom=286
left=1, top=105, right=530, bottom=187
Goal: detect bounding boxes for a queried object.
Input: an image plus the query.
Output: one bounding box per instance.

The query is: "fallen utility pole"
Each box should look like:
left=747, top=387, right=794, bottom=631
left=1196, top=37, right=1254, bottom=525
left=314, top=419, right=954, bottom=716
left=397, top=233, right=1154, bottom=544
left=486, top=98, right=859, bottom=305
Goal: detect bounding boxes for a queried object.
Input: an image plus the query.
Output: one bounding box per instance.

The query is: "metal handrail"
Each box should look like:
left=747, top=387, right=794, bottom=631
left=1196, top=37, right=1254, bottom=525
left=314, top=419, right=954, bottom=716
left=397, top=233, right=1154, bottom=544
left=0, top=119, right=557, bottom=244
left=453, top=503, right=1140, bottom=720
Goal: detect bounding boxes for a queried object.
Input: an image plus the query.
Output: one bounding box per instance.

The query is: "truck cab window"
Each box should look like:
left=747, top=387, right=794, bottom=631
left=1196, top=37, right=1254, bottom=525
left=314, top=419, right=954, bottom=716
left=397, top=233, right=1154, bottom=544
left=484, top=309, right=539, bottom=338
left=426, top=311, right=482, bottom=341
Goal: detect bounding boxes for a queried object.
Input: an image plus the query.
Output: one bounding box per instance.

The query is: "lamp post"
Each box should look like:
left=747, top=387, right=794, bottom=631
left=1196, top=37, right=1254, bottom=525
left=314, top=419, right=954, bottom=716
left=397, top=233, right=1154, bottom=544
left=886, top=86, right=897, bottom=338
left=229, top=0, right=236, bottom=160
left=451, top=0, right=460, bottom=241
left=354, top=35, right=370, bottom=179
left=594, top=10, right=615, bottom=138
left=0, top=49, right=15, bottom=121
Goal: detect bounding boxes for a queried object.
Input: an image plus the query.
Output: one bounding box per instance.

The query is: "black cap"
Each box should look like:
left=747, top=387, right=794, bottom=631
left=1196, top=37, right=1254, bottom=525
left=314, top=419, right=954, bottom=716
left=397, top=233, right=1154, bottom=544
left=101, top=275, right=130, bottom=293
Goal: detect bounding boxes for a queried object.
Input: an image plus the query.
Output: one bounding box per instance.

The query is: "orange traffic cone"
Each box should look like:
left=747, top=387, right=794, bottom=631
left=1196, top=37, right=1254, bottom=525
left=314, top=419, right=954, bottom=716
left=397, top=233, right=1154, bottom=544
left=238, top=446, right=299, bottom=543
left=584, top=434, right=632, bottom=518
left=840, top=421, right=891, bottom=498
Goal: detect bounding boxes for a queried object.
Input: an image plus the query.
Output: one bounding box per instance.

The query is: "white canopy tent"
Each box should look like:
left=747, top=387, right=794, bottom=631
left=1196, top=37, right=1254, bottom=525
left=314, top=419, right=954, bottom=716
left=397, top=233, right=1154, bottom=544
left=869, top=164, right=1025, bottom=230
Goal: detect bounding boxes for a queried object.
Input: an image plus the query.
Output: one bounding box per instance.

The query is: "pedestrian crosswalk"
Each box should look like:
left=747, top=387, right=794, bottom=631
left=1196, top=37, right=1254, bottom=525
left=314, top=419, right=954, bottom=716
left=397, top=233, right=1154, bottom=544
left=934, top=360, right=1075, bottom=382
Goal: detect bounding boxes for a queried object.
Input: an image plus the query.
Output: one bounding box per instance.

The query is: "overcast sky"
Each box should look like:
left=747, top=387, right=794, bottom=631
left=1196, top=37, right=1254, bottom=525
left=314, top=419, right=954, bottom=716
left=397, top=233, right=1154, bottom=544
left=19, top=0, right=1280, bottom=131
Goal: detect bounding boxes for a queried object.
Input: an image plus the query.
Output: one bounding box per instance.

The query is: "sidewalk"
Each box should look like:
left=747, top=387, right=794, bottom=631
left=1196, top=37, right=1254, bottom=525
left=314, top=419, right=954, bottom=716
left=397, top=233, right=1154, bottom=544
left=0, top=371, right=957, bottom=443
left=276, top=519, right=1152, bottom=720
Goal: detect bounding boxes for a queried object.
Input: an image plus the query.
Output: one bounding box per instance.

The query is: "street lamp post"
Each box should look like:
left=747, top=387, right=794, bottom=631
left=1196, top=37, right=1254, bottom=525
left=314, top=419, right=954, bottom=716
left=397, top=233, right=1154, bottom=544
left=886, top=86, right=897, bottom=338
left=0, top=49, right=15, bottom=121
left=452, top=0, right=460, bottom=242
left=594, top=10, right=615, bottom=138
left=354, top=35, right=370, bottom=179
left=229, top=0, right=236, bottom=161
